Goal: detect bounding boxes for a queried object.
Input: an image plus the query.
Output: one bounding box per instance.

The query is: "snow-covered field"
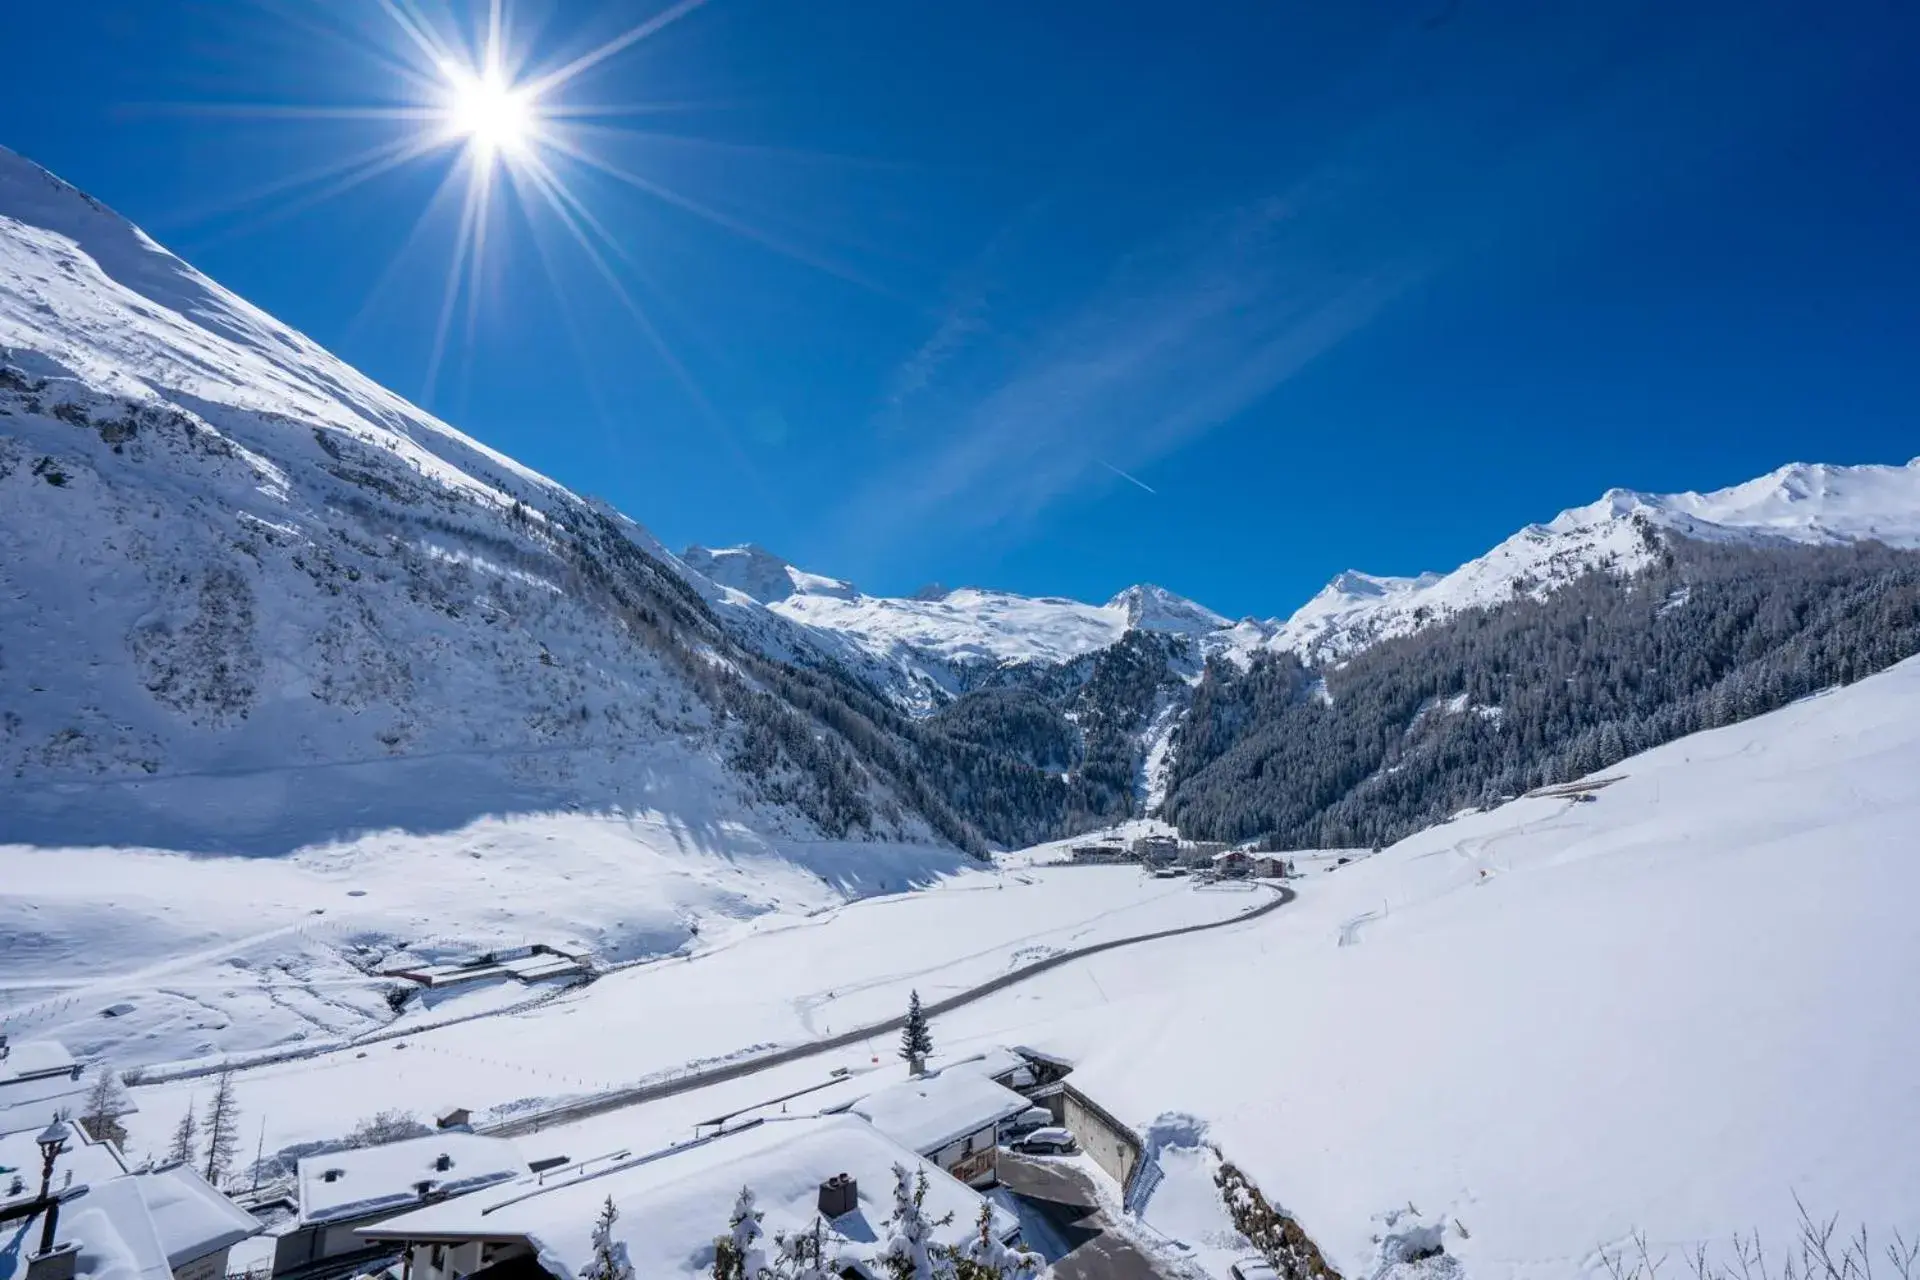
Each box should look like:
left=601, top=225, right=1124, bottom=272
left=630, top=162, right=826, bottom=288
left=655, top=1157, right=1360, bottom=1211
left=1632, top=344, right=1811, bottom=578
left=108, top=864, right=1260, bottom=1157
left=919, top=655, right=1920, bottom=1278
left=0, top=811, right=965, bottom=1069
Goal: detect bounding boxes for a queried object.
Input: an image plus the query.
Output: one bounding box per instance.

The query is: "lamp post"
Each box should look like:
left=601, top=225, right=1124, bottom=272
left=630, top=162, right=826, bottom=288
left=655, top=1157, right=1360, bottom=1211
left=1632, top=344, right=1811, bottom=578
left=35, top=1118, right=70, bottom=1256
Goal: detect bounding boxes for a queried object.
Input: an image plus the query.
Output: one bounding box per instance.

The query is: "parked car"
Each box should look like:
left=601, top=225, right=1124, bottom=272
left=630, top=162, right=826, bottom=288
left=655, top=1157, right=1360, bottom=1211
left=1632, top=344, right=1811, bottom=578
left=1230, top=1259, right=1280, bottom=1280
left=1009, top=1127, right=1077, bottom=1155
left=1000, top=1106, right=1053, bottom=1140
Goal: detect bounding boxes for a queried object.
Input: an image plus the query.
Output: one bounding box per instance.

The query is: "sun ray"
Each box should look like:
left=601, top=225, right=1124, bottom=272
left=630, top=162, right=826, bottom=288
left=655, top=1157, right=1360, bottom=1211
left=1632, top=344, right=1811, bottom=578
left=538, top=131, right=900, bottom=297
left=341, top=157, right=477, bottom=347
left=522, top=0, right=713, bottom=98
left=154, top=132, right=434, bottom=232
left=422, top=173, right=485, bottom=405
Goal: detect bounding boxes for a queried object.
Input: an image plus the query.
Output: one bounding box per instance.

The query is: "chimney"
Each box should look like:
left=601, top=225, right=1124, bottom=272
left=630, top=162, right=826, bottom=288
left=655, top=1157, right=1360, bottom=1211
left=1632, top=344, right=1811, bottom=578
left=414, top=1180, right=435, bottom=1199
left=816, top=1173, right=857, bottom=1220
left=434, top=1154, right=453, bottom=1172
left=27, top=1243, right=78, bottom=1280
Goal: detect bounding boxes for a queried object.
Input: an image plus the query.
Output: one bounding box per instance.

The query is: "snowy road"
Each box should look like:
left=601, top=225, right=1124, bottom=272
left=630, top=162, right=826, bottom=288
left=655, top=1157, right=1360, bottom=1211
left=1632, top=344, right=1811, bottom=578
left=483, top=880, right=1293, bottom=1137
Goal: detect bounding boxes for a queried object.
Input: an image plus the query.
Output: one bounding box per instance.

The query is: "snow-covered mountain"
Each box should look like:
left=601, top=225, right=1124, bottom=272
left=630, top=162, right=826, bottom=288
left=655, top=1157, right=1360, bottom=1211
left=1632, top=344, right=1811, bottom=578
left=683, top=540, right=1232, bottom=711
left=0, top=146, right=963, bottom=854
left=1266, top=461, right=1920, bottom=663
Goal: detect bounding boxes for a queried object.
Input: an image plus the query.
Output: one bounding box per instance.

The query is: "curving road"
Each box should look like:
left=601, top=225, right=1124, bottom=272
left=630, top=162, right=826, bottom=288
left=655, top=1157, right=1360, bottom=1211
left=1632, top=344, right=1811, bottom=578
left=484, top=879, right=1295, bottom=1138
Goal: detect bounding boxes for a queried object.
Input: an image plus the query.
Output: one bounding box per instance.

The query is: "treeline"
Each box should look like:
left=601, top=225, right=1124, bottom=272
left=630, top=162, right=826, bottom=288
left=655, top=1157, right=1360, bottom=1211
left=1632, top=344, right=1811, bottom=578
left=1162, top=537, right=1920, bottom=849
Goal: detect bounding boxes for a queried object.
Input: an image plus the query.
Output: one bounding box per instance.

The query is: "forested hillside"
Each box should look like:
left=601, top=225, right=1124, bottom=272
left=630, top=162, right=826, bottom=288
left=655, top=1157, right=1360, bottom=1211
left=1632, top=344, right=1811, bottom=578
left=1162, top=536, right=1920, bottom=848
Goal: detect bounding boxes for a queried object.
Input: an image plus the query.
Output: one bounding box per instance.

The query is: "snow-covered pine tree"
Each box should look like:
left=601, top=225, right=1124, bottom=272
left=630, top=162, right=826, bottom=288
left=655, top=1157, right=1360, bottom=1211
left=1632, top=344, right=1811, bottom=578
left=79, top=1068, right=129, bottom=1148
left=711, top=1186, right=766, bottom=1280
left=583, top=1196, right=632, bottom=1280
left=873, top=1163, right=955, bottom=1280
left=201, top=1069, right=240, bottom=1186
left=952, top=1202, right=1045, bottom=1279
left=900, top=990, right=933, bottom=1073
left=166, top=1100, right=197, bottom=1167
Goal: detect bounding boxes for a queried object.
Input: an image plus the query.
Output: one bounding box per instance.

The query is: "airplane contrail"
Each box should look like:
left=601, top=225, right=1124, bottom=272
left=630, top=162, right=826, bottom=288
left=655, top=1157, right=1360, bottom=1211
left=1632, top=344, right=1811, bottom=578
left=1100, top=460, right=1158, bottom=494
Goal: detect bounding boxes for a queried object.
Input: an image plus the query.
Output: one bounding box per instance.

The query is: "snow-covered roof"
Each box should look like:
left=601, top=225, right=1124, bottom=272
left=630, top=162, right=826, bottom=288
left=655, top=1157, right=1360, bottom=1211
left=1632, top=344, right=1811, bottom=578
left=133, top=1164, right=261, bottom=1265
left=1, top=1041, right=78, bottom=1083
left=847, top=1069, right=1031, bottom=1156
left=297, top=1131, right=527, bottom=1226
left=1211, top=849, right=1248, bottom=862
left=360, top=1114, right=1012, bottom=1280
left=0, top=1069, right=98, bottom=1138
left=0, top=1129, right=253, bottom=1280
left=935, top=1047, right=1028, bottom=1083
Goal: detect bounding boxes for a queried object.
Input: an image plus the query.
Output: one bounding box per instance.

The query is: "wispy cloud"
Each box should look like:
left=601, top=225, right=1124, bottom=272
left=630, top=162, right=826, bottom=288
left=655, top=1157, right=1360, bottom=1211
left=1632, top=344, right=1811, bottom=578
left=834, top=188, right=1428, bottom=554
left=1100, top=460, right=1157, bottom=495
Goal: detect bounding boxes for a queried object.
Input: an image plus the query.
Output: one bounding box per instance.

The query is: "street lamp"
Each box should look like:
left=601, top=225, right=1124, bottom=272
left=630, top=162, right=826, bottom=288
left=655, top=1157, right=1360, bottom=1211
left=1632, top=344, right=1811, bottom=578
left=34, top=1118, right=70, bottom=1256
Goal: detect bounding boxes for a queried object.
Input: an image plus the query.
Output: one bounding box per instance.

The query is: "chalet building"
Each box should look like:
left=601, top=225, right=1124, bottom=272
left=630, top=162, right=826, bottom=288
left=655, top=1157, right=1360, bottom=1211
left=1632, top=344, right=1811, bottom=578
left=1210, top=849, right=1253, bottom=878
left=0, top=1117, right=259, bottom=1280
left=1067, top=843, right=1130, bottom=865
left=841, top=1069, right=1032, bottom=1189
left=361, top=1114, right=1019, bottom=1280
left=271, top=1132, right=528, bottom=1280
left=1131, top=835, right=1181, bottom=866
left=1252, top=854, right=1293, bottom=878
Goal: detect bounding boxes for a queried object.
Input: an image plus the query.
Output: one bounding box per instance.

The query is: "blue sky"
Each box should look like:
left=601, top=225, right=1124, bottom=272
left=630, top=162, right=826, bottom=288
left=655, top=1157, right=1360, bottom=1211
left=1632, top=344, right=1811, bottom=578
left=5, top=1, right=1918, bottom=618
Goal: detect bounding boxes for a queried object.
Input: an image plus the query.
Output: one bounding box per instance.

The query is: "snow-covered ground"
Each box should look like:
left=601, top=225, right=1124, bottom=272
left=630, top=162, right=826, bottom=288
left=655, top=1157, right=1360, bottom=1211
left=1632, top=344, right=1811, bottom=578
left=0, top=811, right=963, bottom=1069
left=110, top=865, right=1257, bottom=1157
left=921, top=654, right=1920, bottom=1278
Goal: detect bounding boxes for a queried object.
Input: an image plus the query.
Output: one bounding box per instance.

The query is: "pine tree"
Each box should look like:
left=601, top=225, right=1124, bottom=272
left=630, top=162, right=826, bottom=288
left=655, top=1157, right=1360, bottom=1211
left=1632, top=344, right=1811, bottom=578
left=79, top=1068, right=129, bottom=1149
left=899, top=990, right=933, bottom=1071
left=712, top=1186, right=765, bottom=1280
left=873, top=1164, right=954, bottom=1280
left=584, top=1197, right=633, bottom=1280
left=201, top=1069, right=240, bottom=1187
left=952, top=1202, right=1044, bottom=1279
left=167, top=1101, right=198, bottom=1167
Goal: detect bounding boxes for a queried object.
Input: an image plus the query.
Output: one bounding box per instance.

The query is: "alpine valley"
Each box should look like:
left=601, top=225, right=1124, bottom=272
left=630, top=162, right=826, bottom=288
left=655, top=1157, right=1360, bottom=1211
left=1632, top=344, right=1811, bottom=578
left=5, top=145, right=1920, bottom=863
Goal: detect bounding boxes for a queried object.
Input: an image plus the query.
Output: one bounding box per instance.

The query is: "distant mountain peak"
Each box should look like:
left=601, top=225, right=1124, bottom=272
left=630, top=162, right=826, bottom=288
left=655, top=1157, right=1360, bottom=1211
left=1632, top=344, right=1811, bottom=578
left=1106, top=583, right=1231, bottom=635
left=681, top=543, right=858, bottom=604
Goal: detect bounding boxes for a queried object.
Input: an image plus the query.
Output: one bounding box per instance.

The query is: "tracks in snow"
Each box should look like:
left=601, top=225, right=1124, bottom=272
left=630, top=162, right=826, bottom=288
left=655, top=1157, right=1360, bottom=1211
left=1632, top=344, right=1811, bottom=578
left=482, top=881, right=1296, bottom=1138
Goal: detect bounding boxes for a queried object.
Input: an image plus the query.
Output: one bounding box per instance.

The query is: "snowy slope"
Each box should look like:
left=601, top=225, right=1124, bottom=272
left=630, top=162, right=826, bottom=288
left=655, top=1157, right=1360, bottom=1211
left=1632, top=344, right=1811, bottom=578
left=1268, top=460, right=1920, bottom=663
left=0, top=146, right=936, bottom=854
left=927, top=654, right=1920, bottom=1278
left=104, top=657, right=1920, bottom=1278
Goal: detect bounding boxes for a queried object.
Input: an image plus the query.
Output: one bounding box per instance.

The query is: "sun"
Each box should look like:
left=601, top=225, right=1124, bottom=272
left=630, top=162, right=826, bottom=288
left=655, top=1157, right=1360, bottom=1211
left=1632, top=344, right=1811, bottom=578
left=442, top=65, right=535, bottom=162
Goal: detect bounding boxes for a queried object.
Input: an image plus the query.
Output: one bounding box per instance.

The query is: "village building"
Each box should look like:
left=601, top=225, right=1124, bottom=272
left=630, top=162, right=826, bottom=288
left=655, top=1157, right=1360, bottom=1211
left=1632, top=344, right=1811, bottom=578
left=0, top=1117, right=259, bottom=1280
left=1210, top=849, right=1253, bottom=878
left=840, top=1068, right=1031, bottom=1189
left=271, top=1131, right=528, bottom=1280
left=1252, top=853, right=1293, bottom=878
left=935, top=1046, right=1071, bottom=1095
left=1131, top=835, right=1181, bottom=866
left=361, top=1114, right=1020, bottom=1280
left=1067, top=842, right=1130, bottom=865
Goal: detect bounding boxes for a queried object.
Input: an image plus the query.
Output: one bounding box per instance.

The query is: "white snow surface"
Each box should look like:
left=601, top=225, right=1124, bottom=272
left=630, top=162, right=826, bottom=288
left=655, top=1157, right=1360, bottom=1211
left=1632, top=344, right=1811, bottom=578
left=364, top=1113, right=1012, bottom=1280
left=920, top=654, right=1920, bottom=1278
left=846, top=1069, right=1031, bottom=1156
left=88, top=656, right=1920, bottom=1278
left=298, top=1130, right=526, bottom=1225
